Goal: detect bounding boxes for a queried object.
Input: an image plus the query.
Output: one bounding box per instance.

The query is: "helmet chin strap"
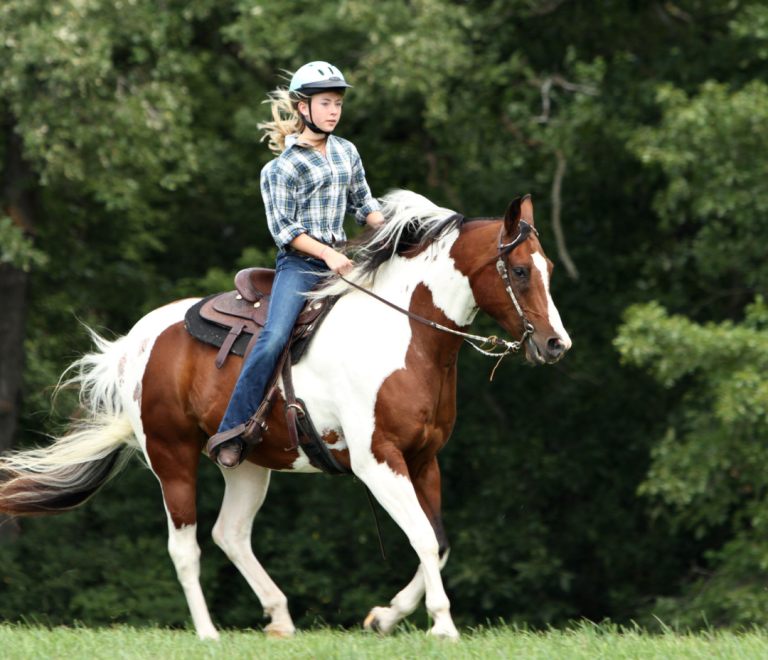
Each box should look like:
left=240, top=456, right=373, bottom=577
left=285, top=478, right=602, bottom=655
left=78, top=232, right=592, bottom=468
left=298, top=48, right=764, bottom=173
left=302, top=97, right=332, bottom=136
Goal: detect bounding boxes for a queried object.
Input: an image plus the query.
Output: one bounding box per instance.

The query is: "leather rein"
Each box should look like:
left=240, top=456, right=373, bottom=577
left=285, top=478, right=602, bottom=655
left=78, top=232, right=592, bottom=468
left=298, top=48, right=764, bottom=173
left=340, top=218, right=538, bottom=378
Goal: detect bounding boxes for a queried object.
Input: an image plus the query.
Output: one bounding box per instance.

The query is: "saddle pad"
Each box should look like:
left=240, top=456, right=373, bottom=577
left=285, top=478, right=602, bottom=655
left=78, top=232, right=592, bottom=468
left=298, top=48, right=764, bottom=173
left=183, top=293, right=339, bottom=366
left=184, top=294, right=253, bottom=358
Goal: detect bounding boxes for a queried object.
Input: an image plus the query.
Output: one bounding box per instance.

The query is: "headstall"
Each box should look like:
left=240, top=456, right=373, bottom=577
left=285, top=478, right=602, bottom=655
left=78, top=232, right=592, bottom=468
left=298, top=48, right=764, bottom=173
left=494, top=219, right=538, bottom=350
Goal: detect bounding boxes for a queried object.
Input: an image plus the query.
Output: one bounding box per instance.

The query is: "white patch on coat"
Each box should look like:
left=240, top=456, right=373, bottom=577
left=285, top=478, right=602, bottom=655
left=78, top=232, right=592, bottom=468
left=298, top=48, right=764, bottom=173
left=531, top=252, right=571, bottom=348
left=419, top=230, right=477, bottom=327
left=119, top=299, right=200, bottom=452
left=287, top=450, right=323, bottom=473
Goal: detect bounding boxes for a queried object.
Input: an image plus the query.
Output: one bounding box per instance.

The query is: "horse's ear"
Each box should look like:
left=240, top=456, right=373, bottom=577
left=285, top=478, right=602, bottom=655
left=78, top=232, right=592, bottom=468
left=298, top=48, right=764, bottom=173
left=520, top=194, right=534, bottom=227
left=504, top=197, right=522, bottom=236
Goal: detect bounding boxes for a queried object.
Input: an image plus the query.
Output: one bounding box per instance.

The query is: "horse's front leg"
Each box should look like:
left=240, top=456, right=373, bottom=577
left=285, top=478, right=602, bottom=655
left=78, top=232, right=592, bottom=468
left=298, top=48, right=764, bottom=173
left=364, top=456, right=450, bottom=635
left=355, top=452, right=458, bottom=639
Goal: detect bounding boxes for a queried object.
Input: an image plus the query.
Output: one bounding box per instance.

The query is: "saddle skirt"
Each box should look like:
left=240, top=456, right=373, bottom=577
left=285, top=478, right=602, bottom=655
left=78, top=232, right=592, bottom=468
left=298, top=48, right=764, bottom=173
left=184, top=267, right=335, bottom=369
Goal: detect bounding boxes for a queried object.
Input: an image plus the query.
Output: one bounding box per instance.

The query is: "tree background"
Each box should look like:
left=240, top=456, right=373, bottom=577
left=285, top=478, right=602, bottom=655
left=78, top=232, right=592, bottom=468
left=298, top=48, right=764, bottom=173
left=1, top=0, right=768, bottom=632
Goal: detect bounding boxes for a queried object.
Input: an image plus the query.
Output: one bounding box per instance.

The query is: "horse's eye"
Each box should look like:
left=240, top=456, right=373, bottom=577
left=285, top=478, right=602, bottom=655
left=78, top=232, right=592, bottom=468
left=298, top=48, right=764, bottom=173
left=512, top=267, right=527, bottom=279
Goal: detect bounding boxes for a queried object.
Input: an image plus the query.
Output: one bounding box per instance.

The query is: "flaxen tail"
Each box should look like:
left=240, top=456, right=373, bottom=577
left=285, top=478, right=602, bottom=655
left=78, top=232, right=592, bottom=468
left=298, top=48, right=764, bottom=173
left=0, top=329, right=140, bottom=516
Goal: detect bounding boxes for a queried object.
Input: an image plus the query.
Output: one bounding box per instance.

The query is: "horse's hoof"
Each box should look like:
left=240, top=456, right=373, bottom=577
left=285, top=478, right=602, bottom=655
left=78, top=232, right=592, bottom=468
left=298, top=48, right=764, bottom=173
left=197, top=629, right=220, bottom=641
left=265, top=629, right=291, bottom=639
left=364, top=607, right=398, bottom=634
left=264, top=624, right=294, bottom=639
left=428, top=627, right=460, bottom=642
left=363, top=612, right=382, bottom=633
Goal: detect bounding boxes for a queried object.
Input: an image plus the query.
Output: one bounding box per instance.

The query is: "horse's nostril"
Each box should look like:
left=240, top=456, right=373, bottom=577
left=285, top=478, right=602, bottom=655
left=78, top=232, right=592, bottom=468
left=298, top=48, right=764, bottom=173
left=548, top=337, right=564, bottom=355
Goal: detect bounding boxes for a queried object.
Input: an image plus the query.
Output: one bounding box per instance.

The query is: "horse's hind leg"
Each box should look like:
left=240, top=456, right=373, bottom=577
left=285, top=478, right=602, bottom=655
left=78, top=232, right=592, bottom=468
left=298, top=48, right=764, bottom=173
left=143, top=428, right=218, bottom=640
left=212, top=461, right=295, bottom=637
left=364, top=456, right=450, bottom=634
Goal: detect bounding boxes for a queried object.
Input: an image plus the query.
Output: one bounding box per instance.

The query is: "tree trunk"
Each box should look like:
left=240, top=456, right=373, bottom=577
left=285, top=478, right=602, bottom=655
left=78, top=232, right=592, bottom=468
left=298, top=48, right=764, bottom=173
left=0, top=115, right=38, bottom=544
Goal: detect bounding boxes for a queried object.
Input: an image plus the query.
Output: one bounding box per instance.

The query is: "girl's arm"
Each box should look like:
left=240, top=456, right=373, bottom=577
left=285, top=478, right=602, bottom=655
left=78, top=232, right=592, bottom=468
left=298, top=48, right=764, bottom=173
left=289, top=233, right=354, bottom=276
left=346, top=147, right=381, bottom=225
left=262, top=160, right=307, bottom=247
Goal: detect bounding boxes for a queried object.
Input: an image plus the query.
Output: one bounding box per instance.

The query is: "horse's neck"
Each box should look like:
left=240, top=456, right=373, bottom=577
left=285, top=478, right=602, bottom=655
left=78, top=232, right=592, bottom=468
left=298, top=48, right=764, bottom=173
left=374, top=229, right=478, bottom=328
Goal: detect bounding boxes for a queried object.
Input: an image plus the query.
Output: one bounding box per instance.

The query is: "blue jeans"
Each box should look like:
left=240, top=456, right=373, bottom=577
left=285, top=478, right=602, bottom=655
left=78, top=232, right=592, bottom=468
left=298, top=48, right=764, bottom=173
left=217, top=251, right=329, bottom=433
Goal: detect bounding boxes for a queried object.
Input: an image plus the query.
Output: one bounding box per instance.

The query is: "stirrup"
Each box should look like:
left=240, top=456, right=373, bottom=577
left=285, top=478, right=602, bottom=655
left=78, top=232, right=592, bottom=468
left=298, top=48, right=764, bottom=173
left=207, top=425, right=247, bottom=467
left=207, top=415, right=268, bottom=469
left=241, top=416, right=266, bottom=444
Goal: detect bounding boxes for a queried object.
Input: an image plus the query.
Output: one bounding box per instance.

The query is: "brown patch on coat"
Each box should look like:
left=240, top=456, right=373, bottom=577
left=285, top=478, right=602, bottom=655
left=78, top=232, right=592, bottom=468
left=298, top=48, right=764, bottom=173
left=140, top=323, right=207, bottom=529
left=411, top=456, right=449, bottom=556
left=368, top=283, right=463, bottom=478
left=140, top=323, right=349, bottom=474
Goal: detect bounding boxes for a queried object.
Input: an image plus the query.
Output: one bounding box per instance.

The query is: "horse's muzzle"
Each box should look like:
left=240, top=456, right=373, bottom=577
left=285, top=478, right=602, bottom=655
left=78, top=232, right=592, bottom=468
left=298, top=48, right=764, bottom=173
left=525, top=335, right=569, bottom=364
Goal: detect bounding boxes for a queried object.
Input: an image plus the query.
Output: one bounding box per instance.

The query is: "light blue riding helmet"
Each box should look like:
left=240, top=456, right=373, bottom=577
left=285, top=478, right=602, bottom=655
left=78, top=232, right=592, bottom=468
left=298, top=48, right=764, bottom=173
left=289, top=61, right=353, bottom=98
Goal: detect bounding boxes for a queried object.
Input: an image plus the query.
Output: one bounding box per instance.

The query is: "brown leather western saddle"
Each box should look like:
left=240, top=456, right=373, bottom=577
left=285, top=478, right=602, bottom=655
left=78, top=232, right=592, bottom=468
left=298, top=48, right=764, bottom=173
left=190, top=267, right=331, bottom=370
left=184, top=267, right=348, bottom=475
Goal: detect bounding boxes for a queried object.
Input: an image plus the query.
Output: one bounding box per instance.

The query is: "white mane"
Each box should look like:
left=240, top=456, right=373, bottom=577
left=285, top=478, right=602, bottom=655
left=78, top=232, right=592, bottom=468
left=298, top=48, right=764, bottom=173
left=308, top=190, right=457, bottom=300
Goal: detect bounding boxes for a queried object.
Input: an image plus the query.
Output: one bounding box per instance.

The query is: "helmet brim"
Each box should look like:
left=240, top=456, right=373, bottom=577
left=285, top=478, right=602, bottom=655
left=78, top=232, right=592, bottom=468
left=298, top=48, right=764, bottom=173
left=295, top=80, right=353, bottom=92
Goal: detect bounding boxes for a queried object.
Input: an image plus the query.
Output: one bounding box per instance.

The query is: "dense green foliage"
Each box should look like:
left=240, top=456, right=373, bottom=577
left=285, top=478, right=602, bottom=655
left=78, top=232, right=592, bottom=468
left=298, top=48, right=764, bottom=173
left=2, top=0, right=768, bottom=633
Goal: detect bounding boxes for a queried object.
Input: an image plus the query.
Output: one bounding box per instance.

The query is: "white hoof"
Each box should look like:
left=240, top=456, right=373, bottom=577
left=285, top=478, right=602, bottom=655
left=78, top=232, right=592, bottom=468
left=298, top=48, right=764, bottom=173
left=264, top=622, right=295, bottom=639
left=363, top=607, right=399, bottom=635
left=197, top=628, right=220, bottom=641
left=428, top=622, right=459, bottom=641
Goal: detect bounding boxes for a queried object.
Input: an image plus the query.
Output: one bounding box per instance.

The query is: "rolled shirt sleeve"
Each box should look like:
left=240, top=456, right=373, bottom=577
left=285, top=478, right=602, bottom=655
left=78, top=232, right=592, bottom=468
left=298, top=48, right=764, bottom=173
left=261, top=159, right=307, bottom=247
left=346, top=146, right=381, bottom=225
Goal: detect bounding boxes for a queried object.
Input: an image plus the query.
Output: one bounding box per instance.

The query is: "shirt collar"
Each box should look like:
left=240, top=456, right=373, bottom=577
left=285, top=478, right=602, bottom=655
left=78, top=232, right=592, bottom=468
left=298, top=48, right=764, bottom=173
left=285, top=134, right=336, bottom=151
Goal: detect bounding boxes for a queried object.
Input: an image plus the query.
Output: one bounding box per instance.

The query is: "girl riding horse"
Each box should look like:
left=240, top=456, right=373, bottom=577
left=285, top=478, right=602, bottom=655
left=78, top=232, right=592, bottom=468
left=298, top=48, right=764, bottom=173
left=209, top=61, right=385, bottom=468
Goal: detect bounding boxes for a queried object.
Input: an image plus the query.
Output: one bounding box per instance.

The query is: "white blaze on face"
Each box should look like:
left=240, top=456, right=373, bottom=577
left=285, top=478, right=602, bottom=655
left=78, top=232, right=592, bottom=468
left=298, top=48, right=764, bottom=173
left=531, top=252, right=572, bottom=349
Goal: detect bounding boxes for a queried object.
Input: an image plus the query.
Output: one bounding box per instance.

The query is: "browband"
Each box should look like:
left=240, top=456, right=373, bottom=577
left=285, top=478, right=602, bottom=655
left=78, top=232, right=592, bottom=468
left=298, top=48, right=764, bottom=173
left=497, top=220, right=537, bottom=254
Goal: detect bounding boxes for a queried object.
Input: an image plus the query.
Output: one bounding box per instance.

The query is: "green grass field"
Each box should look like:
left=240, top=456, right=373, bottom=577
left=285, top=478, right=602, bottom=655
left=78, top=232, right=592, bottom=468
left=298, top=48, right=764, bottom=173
left=2, top=623, right=768, bottom=660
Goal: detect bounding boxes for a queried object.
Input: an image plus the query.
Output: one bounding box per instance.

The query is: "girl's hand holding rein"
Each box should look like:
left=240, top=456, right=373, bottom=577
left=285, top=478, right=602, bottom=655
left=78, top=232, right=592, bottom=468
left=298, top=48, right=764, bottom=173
left=288, top=233, right=353, bottom=275
left=322, top=248, right=354, bottom=276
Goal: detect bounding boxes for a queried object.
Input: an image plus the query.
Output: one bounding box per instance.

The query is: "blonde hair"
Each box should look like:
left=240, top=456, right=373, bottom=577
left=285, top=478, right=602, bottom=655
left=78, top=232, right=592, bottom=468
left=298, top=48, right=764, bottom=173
left=258, top=87, right=308, bottom=155
left=258, top=84, right=345, bottom=155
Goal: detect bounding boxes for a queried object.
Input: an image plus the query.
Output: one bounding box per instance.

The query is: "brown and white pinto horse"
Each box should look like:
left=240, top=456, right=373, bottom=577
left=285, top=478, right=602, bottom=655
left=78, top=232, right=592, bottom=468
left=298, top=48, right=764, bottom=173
left=0, top=190, right=570, bottom=639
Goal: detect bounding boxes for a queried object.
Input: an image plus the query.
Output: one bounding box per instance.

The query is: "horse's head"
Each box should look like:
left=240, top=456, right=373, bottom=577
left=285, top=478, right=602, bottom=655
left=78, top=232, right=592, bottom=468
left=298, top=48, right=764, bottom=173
left=458, top=195, right=571, bottom=365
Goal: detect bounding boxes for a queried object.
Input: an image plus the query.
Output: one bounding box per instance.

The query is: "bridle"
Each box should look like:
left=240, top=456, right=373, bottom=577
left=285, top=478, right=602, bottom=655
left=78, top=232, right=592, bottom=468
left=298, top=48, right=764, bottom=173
left=495, top=219, right=537, bottom=350
left=339, top=216, right=538, bottom=377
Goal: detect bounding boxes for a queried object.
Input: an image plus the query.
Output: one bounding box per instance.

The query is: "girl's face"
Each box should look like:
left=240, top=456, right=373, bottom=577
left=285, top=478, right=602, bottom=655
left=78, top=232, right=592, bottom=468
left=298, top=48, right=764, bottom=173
left=299, top=92, right=343, bottom=132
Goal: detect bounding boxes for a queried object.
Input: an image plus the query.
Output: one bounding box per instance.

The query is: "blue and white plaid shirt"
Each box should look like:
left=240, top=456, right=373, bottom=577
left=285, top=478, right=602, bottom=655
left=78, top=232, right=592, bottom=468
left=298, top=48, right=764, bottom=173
left=261, top=135, right=381, bottom=249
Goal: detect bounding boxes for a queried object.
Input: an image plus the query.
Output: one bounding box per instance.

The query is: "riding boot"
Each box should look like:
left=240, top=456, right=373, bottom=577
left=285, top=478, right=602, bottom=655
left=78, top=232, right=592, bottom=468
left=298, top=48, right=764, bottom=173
left=215, top=440, right=244, bottom=468
left=211, top=417, right=266, bottom=467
